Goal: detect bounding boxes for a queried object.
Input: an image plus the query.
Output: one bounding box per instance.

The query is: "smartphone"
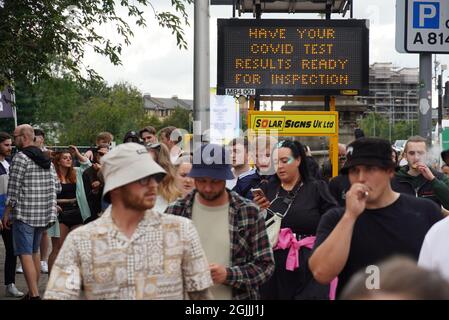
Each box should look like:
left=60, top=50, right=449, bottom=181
left=250, top=188, right=265, bottom=198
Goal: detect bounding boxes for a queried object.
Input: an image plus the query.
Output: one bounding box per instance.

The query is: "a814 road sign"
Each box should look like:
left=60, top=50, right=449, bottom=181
left=397, top=0, right=449, bottom=53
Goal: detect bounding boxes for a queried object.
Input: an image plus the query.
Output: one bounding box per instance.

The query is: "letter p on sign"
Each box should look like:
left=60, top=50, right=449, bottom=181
left=413, top=1, right=440, bottom=29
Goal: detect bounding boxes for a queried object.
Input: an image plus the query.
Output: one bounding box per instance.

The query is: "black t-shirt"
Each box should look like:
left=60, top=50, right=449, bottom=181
left=314, top=193, right=442, bottom=295
left=58, top=183, right=76, bottom=199
left=261, top=177, right=338, bottom=236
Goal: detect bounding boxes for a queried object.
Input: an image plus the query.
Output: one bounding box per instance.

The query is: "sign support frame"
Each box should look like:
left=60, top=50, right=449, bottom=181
left=247, top=95, right=339, bottom=178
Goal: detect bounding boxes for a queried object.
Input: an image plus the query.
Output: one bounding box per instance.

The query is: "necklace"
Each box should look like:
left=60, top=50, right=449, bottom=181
left=281, top=178, right=300, bottom=191
left=267, top=181, right=303, bottom=219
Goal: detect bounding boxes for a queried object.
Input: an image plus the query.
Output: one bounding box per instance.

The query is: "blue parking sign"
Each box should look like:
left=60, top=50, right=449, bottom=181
left=397, top=0, right=449, bottom=53
left=413, top=1, right=440, bottom=29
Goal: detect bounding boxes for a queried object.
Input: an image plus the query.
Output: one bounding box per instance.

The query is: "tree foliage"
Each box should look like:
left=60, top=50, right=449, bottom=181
left=60, top=82, right=146, bottom=145
left=0, top=75, right=194, bottom=145
left=0, top=77, right=148, bottom=145
left=0, top=0, right=193, bottom=85
left=359, top=112, right=418, bottom=142
left=140, top=114, right=162, bottom=132
left=161, top=106, right=191, bottom=132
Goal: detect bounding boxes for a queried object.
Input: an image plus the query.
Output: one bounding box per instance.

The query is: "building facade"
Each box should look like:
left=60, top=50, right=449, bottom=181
left=357, top=62, right=419, bottom=123
left=143, top=94, right=193, bottom=119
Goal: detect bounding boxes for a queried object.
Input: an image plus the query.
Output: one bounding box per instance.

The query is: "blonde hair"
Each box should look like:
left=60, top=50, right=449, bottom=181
left=151, top=143, right=182, bottom=202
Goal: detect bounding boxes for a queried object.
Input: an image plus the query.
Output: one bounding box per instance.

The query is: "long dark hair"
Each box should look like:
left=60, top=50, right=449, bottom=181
left=275, top=140, right=310, bottom=183
left=52, top=150, right=77, bottom=184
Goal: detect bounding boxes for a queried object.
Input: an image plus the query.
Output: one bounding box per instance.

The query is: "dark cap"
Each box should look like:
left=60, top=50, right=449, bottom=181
left=441, top=149, right=449, bottom=163
left=188, top=144, right=234, bottom=180
left=34, top=128, right=45, bottom=138
left=354, top=128, right=365, bottom=140
left=123, top=130, right=141, bottom=144
left=341, top=138, right=395, bottom=174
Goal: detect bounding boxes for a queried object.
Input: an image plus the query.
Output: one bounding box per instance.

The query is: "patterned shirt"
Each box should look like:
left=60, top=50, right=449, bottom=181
left=165, top=190, right=275, bottom=300
left=44, top=207, right=213, bottom=300
left=6, top=152, right=60, bottom=227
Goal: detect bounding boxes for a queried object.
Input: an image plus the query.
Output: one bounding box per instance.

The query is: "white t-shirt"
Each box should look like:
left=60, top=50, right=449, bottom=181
left=418, top=216, right=449, bottom=281
left=154, top=195, right=169, bottom=213
left=169, top=146, right=183, bottom=164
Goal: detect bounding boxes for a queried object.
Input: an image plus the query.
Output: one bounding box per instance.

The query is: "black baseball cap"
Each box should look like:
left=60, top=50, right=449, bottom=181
left=188, top=144, right=234, bottom=181
left=340, top=138, right=395, bottom=174
left=441, top=149, right=449, bottom=162
left=123, top=130, right=142, bottom=144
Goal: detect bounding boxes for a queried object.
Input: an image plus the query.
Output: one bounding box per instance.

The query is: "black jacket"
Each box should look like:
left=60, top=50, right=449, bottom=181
left=392, top=166, right=449, bottom=209
left=21, top=146, right=51, bottom=169
left=305, top=156, right=323, bottom=181
left=82, top=167, right=104, bottom=223
left=233, top=169, right=273, bottom=200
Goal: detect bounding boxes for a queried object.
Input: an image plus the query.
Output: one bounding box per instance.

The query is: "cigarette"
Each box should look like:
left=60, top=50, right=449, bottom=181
left=362, top=191, right=369, bottom=198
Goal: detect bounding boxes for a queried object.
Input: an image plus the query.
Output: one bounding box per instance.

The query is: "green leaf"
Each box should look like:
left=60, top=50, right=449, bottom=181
left=0, top=0, right=192, bottom=86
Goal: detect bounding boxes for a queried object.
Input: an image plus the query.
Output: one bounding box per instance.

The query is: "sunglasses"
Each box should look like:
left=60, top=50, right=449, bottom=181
left=136, top=175, right=157, bottom=186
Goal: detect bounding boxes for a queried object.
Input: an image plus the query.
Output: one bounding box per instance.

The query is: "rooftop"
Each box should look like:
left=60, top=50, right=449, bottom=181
left=143, top=94, right=193, bottom=111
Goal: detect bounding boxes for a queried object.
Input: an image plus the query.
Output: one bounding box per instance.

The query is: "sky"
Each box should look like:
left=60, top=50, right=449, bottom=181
left=82, top=0, right=449, bottom=101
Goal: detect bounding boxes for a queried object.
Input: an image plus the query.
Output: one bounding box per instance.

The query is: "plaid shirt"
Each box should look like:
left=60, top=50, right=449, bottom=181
left=6, top=152, right=61, bottom=227
left=165, top=190, right=275, bottom=300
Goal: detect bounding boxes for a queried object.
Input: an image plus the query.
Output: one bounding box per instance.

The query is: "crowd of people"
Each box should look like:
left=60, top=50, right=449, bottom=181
left=1, top=123, right=449, bottom=300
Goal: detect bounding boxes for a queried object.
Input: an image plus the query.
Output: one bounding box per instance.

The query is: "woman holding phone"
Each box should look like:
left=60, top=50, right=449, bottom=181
left=253, top=140, right=338, bottom=300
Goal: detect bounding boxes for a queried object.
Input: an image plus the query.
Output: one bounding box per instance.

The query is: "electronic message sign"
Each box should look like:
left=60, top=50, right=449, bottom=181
left=217, top=19, right=369, bottom=96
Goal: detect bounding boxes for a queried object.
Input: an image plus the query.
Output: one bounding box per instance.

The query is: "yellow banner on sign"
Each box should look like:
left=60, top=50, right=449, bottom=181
left=248, top=111, right=338, bottom=136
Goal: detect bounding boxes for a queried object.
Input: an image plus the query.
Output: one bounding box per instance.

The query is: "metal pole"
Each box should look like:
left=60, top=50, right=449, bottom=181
left=388, top=106, right=391, bottom=143
left=10, top=85, right=17, bottom=128
left=407, top=92, right=411, bottom=136
left=439, top=74, right=443, bottom=135
left=419, top=53, right=433, bottom=145
left=350, top=0, right=353, bottom=19
left=325, top=4, right=331, bottom=20
left=194, top=0, right=210, bottom=142
left=389, top=92, right=392, bottom=142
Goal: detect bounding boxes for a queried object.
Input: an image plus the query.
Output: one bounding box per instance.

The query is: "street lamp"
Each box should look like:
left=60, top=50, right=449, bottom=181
left=438, top=64, right=447, bottom=136
left=371, top=105, right=391, bottom=139
left=406, top=90, right=416, bottom=136
left=389, top=92, right=393, bottom=143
